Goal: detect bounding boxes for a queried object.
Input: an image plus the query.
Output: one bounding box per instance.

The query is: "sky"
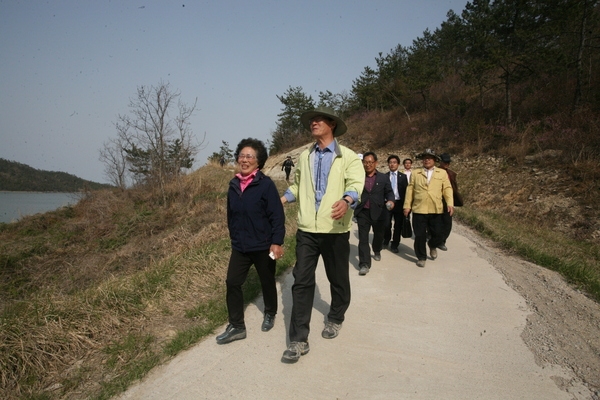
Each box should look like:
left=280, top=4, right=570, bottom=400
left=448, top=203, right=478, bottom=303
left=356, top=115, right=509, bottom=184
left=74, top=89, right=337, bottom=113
left=0, top=0, right=468, bottom=184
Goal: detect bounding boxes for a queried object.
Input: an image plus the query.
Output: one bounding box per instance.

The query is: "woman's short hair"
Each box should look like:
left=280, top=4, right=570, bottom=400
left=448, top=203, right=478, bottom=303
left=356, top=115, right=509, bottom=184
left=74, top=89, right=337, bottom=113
left=234, top=138, right=269, bottom=169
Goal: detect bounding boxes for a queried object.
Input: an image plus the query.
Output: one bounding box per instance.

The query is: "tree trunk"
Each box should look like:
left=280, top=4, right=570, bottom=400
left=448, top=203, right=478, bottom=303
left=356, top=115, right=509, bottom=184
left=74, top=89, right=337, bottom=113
left=572, top=0, right=590, bottom=112
left=505, top=72, right=512, bottom=125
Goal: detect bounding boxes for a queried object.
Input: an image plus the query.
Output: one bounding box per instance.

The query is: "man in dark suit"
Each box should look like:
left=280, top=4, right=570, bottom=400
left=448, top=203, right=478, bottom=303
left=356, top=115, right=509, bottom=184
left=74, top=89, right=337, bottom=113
left=438, top=153, right=461, bottom=251
left=354, top=152, right=395, bottom=276
left=383, top=155, right=409, bottom=253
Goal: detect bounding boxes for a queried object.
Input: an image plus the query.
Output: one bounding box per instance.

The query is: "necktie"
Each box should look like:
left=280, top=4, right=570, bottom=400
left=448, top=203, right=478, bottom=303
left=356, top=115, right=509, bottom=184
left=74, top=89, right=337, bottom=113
left=316, top=150, right=324, bottom=198
left=391, top=172, right=398, bottom=200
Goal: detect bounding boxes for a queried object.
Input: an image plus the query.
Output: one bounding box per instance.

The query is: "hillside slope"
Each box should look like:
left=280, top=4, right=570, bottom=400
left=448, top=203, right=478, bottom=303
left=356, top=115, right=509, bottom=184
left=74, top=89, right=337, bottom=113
left=0, top=158, right=112, bottom=191
left=265, top=145, right=599, bottom=246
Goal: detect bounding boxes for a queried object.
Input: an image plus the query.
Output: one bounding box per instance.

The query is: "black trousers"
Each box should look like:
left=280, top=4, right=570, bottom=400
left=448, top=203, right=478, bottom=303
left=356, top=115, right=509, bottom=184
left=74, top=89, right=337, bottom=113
left=289, top=230, right=351, bottom=343
left=383, top=203, right=404, bottom=247
left=441, top=203, right=452, bottom=245
left=284, top=168, right=292, bottom=180
left=356, top=208, right=385, bottom=267
left=412, top=213, right=443, bottom=261
left=226, top=248, right=277, bottom=329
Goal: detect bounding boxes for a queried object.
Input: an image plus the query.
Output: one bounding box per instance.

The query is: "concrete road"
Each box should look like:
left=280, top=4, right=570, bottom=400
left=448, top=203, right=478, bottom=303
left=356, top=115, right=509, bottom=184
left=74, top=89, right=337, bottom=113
left=117, top=223, right=582, bottom=400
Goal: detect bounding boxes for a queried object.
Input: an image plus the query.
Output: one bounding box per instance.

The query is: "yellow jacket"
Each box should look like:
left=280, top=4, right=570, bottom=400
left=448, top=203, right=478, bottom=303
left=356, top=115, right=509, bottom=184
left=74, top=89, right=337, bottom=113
left=403, top=167, right=453, bottom=214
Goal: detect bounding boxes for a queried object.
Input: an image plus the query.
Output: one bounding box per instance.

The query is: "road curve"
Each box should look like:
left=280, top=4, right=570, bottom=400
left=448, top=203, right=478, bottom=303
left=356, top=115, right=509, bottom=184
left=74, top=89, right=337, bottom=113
left=116, top=222, right=591, bottom=400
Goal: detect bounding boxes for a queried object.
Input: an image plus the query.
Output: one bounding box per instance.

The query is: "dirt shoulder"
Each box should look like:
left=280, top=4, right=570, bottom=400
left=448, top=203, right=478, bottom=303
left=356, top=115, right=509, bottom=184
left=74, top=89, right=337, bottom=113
left=456, top=223, right=600, bottom=396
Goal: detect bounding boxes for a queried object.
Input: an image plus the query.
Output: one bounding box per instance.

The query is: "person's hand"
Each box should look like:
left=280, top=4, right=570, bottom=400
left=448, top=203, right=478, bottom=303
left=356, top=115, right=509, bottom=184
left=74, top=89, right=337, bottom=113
left=280, top=196, right=287, bottom=205
left=270, top=244, right=284, bottom=259
left=386, top=201, right=394, bottom=210
left=403, top=208, right=411, bottom=217
left=448, top=206, right=454, bottom=217
left=331, top=199, right=349, bottom=220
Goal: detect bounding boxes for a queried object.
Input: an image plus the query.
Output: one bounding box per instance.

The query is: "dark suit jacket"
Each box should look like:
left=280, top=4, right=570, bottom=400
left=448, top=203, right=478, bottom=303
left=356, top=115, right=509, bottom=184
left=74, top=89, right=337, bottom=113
left=386, top=170, right=408, bottom=214
left=441, top=167, right=462, bottom=207
left=354, top=171, right=395, bottom=221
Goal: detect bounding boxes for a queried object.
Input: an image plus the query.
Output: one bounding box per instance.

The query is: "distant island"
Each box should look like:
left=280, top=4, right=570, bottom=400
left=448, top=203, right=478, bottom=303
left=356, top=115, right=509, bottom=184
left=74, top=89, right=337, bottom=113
left=0, top=158, right=113, bottom=192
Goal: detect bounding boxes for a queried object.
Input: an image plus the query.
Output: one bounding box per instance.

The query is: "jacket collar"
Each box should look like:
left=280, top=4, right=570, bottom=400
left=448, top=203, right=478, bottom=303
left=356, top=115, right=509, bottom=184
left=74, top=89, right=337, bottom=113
left=309, top=139, right=341, bottom=157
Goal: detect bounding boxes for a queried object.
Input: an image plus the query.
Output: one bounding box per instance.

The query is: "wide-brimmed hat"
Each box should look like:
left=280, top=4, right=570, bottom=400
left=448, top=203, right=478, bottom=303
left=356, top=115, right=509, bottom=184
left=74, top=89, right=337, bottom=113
left=416, top=148, right=441, bottom=161
left=300, top=106, right=347, bottom=136
left=440, top=153, right=452, bottom=163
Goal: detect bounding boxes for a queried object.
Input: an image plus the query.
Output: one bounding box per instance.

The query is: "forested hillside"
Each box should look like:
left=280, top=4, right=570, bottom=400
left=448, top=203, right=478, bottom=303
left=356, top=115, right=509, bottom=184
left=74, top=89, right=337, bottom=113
left=270, top=0, right=600, bottom=172
left=0, top=158, right=112, bottom=192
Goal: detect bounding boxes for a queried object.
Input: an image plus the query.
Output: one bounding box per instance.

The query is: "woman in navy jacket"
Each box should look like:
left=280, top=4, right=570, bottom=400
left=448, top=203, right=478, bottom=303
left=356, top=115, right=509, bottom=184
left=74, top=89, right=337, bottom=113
left=216, top=138, right=285, bottom=345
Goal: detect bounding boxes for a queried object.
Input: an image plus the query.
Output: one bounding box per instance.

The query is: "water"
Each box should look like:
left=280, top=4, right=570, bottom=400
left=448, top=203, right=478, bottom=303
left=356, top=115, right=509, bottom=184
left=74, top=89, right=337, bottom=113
left=0, top=192, right=80, bottom=223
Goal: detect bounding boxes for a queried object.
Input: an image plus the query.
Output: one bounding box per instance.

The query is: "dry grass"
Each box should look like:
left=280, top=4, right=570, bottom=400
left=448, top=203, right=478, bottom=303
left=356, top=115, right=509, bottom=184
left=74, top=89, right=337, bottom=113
left=3, top=106, right=599, bottom=399
left=0, top=163, right=299, bottom=400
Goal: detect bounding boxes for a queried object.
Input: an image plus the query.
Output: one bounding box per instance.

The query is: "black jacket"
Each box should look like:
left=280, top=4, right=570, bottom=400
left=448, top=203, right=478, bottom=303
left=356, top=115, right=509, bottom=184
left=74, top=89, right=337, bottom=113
left=386, top=170, right=408, bottom=214
left=227, top=171, right=285, bottom=253
left=282, top=159, right=294, bottom=170
left=354, top=171, right=395, bottom=221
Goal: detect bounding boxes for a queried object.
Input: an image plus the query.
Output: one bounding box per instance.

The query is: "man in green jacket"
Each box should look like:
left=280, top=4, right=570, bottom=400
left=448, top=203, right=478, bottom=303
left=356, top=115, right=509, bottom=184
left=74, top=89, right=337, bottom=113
left=280, top=106, right=364, bottom=363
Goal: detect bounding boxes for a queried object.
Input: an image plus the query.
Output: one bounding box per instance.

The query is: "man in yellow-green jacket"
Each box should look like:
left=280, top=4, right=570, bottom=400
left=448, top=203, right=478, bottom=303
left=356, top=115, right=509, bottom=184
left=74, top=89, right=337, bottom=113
left=280, top=106, right=364, bottom=363
left=403, top=149, right=454, bottom=268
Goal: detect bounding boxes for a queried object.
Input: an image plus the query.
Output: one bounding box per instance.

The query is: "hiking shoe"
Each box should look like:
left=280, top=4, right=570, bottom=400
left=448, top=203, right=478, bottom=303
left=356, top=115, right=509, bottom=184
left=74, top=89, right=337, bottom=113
left=359, top=265, right=370, bottom=276
left=416, top=259, right=426, bottom=268
left=430, top=247, right=438, bottom=260
left=373, top=252, right=381, bottom=261
left=216, top=324, right=246, bottom=344
left=281, top=341, right=310, bottom=363
left=322, top=321, right=342, bottom=339
left=438, top=245, right=448, bottom=251
left=261, top=313, right=275, bottom=332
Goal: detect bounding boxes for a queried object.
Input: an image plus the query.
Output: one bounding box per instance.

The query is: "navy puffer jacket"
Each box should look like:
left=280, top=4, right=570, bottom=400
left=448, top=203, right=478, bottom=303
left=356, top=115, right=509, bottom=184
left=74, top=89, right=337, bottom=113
left=227, top=171, right=285, bottom=253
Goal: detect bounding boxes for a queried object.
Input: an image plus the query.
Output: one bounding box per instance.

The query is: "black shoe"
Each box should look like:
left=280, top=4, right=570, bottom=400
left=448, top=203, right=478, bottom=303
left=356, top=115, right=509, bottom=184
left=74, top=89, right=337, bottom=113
left=216, top=324, right=246, bottom=344
left=261, top=313, right=275, bottom=332
left=390, top=246, right=399, bottom=253
left=382, top=242, right=389, bottom=249
left=438, top=245, right=448, bottom=251
left=373, top=252, right=381, bottom=261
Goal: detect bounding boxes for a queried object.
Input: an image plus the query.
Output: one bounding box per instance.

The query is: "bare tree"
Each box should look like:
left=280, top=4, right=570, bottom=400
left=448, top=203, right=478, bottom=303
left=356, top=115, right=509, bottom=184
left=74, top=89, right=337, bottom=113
left=99, top=137, right=128, bottom=189
left=110, top=81, right=204, bottom=204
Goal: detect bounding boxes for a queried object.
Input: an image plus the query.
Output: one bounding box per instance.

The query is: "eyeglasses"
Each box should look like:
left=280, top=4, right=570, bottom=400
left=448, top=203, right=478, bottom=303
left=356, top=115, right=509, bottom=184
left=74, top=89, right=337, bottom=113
left=237, top=154, right=257, bottom=160
left=310, top=116, right=332, bottom=124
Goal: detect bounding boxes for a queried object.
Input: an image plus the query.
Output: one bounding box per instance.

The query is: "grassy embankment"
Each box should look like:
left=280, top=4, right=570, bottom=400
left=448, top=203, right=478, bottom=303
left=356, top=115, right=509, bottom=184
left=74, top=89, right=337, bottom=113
left=455, top=199, right=600, bottom=300
left=1, top=152, right=599, bottom=400
left=0, top=163, right=297, bottom=400
left=458, top=204, right=600, bottom=297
